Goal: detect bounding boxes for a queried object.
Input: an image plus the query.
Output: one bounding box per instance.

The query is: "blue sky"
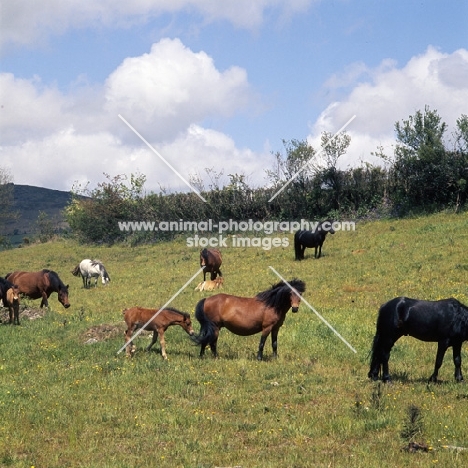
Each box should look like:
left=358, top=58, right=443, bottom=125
left=1, top=0, right=467, bottom=193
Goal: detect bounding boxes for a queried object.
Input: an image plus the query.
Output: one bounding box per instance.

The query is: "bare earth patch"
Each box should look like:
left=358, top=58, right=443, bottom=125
left=0, top=306, right=46, bottom=323
left=82, top=324, right=124, bottom=344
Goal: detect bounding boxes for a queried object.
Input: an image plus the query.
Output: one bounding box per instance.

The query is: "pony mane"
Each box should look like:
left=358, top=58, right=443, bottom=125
left=200, top=249, right=209, bottom=261
left=44, top=270, right=67, bottom=289
left=164, top=307, right=190, bottom=319
left=0, top=277, right=15, bottom=292
left=98, top=263, right=110, bottom=279
left=256, top=279, right=306, bottom=312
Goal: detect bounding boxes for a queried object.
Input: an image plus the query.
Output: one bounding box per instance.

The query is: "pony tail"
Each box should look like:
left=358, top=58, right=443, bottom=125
left=367, top=333, right=382, bottom=380
left=191, top=298, right=216, bottom=346
left=369, top=333, right=380, bottom=362
left=294, top=232, right=301, bottom=260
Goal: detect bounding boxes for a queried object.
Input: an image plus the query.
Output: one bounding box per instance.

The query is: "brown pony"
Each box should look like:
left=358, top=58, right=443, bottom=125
left=5, top=270, right=70, bottom=309
left=0, top=277, right=20, bottom=325
left=192, top=279, right=306, bottom=360
left=123, top=306, right=195, bottom=359
left=200, top=248, right=222, bottom=281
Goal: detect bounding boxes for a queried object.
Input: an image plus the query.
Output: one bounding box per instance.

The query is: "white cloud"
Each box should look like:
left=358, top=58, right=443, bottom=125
left=105, top=38, right=252, bottom=140
left=0, top=0, right=317, bottom=51
left=0, top=38, right=270, bottom=192
left=309, top=47, right=468, bottom=168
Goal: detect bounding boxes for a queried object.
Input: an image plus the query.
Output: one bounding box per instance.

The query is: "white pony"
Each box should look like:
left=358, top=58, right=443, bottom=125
left=72, top=259, right=110, bottom=288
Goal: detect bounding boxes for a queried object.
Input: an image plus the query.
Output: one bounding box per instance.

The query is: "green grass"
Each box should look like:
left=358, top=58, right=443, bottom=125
left=1, top=212, right=468, bottom=467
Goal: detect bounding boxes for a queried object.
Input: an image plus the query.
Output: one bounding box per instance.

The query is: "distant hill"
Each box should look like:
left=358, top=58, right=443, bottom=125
left=3, top=184, right=73, bottom=245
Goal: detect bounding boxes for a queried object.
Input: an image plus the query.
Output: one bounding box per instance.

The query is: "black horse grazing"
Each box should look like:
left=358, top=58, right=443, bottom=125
left=200, top=248, right=222, bottom=281
left=368, top=297, right=468, bottom=383
left=294, top=219, right=335, bottom=260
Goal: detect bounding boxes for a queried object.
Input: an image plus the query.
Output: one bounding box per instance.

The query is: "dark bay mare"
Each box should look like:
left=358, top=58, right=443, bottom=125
left=294, top=219, right=335, bottom=260
left=5, top=270, right=70, bottom=309
left=0, top=277, right=20, bottom=325
left=200, top=248, right=222, bottom=281
left=192, top=279, right=306, bottom=360
left=368, top=296, right=468, bottom=383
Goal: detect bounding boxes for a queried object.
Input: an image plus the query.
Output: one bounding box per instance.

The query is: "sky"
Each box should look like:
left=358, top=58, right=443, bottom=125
left=1, top=0, right=467, bottom=195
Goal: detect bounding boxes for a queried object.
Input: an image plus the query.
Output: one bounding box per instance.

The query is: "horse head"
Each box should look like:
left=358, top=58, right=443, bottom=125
left=58, top=284, right=71, bottom=308
left=200, top=248, right=208, bottom=268
left=182, top=314, right=195, bottom=336
left=321, top=219, right=335, bottom=235
left=7, top=285, right=20, bottom=304
left=289, top=279, right=306, bottom=313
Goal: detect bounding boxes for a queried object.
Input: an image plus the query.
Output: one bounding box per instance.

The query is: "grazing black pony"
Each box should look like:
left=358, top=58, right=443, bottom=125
left=294, top=219, right=335, bottom=260
left=368, top=296, right=468, bottom=383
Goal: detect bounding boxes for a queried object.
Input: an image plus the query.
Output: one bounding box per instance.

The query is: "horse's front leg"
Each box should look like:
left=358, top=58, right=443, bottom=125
left=316, top=244, right=322, bottom=259
left=8, top=306, right=16, bottom=325
left=40, top=291, right=49, bottom=308
left=452, top=341, right=464, bottom=382
left=429, top=341, right=449, bottom=383
left=157, top=330, right=168, bottom=359
left=271, top=328, right=280, bottom=358
left=124, top=326, right=136, bottom=357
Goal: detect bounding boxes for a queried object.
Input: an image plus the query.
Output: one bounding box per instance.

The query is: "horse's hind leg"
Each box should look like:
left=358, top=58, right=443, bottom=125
left=369, top=336, right=395, bottom=382
left=209, top=340, right=218, bottom=358
left=199, top=342, right=207, bottom=357
left=257, top=331, right=271, bottom=361
left=146, top=330, right=158, bottom=352
left=452, top=341, right=463, bottom=382
left=147, top=329, right=167, bottom=359
left=429, top=341, right=449, bottom=383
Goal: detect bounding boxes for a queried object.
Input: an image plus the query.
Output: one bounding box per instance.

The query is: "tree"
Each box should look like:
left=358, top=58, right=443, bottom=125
left=454, top=114, right=468, bottom=154
left=317, top=131, right=352, bottom=210
left=65, top=173, right=147, bottom=244
left=0, top=166, right=17, bottom=235
left=390, top=107, right=454, bottom=212
left=36, top=211, right=55, bottom=243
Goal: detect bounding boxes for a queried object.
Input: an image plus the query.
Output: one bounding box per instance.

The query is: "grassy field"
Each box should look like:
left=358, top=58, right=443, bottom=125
left=1, top=212, right=468, bottom=467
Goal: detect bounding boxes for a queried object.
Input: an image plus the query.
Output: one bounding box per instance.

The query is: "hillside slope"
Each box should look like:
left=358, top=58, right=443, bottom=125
left=3, top=184, right=72, bottom=244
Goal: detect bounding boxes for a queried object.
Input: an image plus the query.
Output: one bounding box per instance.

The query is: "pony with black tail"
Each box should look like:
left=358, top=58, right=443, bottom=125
left=368, top=296, right=468, bottom=383
left=294, top=220, right=335, bottom=260
left=192, top=279, right=306, bottom=360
